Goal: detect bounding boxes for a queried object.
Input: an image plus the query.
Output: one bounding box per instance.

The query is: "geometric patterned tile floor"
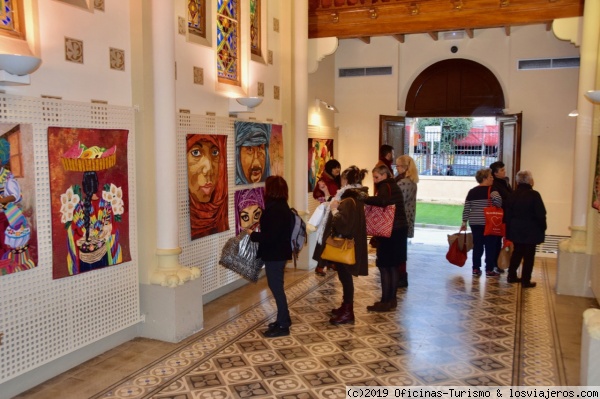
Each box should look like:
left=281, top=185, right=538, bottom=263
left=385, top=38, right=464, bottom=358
left=14, top=244, right=599, bottom=399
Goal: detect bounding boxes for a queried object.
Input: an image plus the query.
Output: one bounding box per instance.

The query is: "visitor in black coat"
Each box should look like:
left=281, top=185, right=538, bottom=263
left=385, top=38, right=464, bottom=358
left=505, top=170, right=547, bottom=288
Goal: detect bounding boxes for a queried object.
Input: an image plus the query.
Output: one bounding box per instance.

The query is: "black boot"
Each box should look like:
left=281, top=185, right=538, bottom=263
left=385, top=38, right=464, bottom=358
left=398, top=272, right=408, bottom=288
left=329, top=303, right=354, bottom=325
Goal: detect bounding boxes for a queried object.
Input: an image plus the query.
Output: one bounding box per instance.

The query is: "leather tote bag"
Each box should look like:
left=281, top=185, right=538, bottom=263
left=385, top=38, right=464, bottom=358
left=321, top=236, right=356, bottom=265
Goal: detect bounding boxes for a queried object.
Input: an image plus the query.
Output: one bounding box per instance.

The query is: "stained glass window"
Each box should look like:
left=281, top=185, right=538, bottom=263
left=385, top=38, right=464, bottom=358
left=250, top=0, right=261, bottom=57
left=217, top=0, right=239, bottom=85
left=188, top=0, right=206, bottom=39
left=0, top=0, right=24, bottom=39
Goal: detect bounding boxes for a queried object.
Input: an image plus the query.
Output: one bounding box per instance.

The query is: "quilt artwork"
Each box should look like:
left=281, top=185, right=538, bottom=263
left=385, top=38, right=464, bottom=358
left=48, top=127, right=131, bottom=279
left=235, top=121, right=271, bottom=185
left=308, top=138, right=334, bottom=192
left=186, top=134, right=229, bottom=240
left=0, top=124, right=38, bottom=276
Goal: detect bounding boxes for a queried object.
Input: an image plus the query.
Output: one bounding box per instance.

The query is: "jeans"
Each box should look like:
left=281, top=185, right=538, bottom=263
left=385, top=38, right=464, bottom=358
left=264, top=260, right=291, bottom=328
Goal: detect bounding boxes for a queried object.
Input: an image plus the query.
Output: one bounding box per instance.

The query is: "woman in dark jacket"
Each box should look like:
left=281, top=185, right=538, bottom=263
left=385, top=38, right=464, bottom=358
left=249, top=176, right=293, bottom=337
left=364, top=164, right=408, bottom=312
left=313, top=165, right=368, bottom=325
left=505, top=170, right=546, bottom=288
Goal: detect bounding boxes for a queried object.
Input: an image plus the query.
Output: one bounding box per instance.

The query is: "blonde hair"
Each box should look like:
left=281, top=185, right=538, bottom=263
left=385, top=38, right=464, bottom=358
left=396, top=155, right=419, bottom=183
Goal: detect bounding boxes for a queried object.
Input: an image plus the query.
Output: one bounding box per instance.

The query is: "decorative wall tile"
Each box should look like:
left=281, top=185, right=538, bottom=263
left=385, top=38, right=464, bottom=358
left=110, top=48, right=125, bottom=71
left=178, top=16, right=186, bottom=35
left=268, top=50, right=273, bottom=65
left=258, top=82, right=264, bottom=97
left=94, top=0, right=104, bottom=11
left=274, top=86, right=280, bottom=100
left=193, top=67, right=204, bottom=85
left=65, top=37, right=84, bottom=64
left=273, top=18, right=279, bottom=33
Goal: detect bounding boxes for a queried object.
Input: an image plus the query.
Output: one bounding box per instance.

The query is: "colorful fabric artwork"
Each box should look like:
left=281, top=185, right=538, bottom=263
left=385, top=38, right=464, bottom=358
left=0, top=123, right=38, bottom=276
left=308, top=138, right=334, bottom=192
left=269, top=124, right=283, bottom=177
left=48, top=127, right=131, bottom=279
left=234, top=187, right=265, bottom=235
left=235, top=121, right=271, bottom=185
left=186, top=134, right=229, bottom=240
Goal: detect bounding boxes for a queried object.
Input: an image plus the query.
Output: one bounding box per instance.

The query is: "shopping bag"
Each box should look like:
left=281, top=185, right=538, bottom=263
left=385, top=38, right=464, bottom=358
left=321, top=236, right=356, bottom=265
left=364, top=204, right=395, bottom=237
left=308, top=203, right=327, bottom=228
left=483, top=187, right=505, bottom=236
left=497, top=238, right=514, bottom=270
left=219, top=231, right=264, bottom=282
left=447, top=231, right=473, bottom=252
left=446, top=232, right=468, bottom=267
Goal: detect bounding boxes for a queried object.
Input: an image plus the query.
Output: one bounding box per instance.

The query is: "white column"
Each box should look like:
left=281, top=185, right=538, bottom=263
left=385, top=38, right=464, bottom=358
left=149, top=0, right=199, bottom=286
left=568, top=0, right=600, bottom=249
left=293, top=0, right=309, bottom=214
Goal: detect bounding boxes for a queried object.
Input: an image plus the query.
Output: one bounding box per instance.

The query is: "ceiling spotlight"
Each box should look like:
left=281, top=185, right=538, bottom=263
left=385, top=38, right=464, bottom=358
left=317, top=99, right=338, bottom=113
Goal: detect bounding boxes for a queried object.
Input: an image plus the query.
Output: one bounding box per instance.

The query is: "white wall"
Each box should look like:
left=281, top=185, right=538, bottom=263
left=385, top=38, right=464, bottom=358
left=335, top=25, right=580, bottom=236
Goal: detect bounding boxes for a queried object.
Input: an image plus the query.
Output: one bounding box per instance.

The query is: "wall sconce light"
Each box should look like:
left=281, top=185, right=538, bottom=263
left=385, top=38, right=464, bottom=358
left=229, top=97, right=263, bottom=115
left=568, top=110, right=579, bottom=117
left=584, top=90, right=600, bottom=104
left=317, top=98, right=338, bottom=113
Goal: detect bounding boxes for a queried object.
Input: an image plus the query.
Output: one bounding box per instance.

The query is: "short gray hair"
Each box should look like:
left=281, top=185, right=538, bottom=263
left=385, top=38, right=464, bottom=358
left=515, top=170, right=533, bottom=185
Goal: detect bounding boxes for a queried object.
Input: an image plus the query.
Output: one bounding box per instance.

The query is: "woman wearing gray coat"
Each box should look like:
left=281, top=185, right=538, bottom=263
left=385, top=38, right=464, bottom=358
left=505, top=170, right=547, bottom=288
left=395, top=155, right=419, bottom=287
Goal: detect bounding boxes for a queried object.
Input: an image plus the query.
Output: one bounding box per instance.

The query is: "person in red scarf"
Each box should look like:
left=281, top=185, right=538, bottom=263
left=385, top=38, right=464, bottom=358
left=187, top=134, right=229, bottom=240
left=312, top=159, right=341, bottom=202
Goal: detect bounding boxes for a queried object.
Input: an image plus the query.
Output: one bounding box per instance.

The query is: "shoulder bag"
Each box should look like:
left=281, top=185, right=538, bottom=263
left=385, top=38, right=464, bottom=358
left=483, top=186, right=505, bottom=236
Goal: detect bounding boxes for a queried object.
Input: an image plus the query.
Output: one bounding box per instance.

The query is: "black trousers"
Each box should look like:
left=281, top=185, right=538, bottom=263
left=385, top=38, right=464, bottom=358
left=508, top=243, right=537, bottom=284
left=470, top=225, right=500, bottom=272
left=335, top=263, right=354, bottom=304
left=265, top=260, right=291, bottom=328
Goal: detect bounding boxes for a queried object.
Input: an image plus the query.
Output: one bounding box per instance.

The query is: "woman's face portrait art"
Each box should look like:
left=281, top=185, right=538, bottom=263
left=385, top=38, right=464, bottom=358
left=186, top=134, right=229, bottom=240
left=187, top=138, right=221, bottom=203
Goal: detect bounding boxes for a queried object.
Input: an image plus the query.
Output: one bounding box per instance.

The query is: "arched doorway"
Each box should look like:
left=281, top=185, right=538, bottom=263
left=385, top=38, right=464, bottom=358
left=380, top=58, right=521, bottom=184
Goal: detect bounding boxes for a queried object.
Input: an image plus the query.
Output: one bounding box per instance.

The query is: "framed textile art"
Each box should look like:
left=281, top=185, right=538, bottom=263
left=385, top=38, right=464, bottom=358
left=234, top=187, right=264, bottom=235
left=593, top=138, right=600, bottom=213
left=269, top=124, right=283, bottom=177
left=48, top=127, right=131, bottom=279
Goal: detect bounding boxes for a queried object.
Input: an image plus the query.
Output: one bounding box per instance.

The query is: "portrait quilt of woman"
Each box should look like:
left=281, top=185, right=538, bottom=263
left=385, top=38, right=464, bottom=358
left=235, top=121, right=271, bottom=185
left=234, top=187, right=265, bottom=235
left=187, top=134, right=229, bottom=240
left=48, top=127, right=131, bottom=279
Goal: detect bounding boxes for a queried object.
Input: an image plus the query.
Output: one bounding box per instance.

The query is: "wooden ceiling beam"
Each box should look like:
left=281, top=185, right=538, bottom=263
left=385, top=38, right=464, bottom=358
left=504, top=25, right=511, bottom=36
left=465, top=28, right=474, bottom=38
left=358, top=36, right=371, bottom=44
left=308, top=0, right=583, bottom=39
left=428, top=31, right=439, bottom=41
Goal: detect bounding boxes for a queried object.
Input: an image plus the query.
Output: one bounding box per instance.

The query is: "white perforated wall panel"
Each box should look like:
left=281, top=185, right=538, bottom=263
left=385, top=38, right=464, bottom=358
left=178, top=115, right=246, bottom=296
left=0, top=94, right=138, bottom=384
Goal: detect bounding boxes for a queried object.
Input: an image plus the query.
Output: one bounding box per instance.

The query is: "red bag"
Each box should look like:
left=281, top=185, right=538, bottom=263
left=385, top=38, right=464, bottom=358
left=484, top=186, right=505, bottom=236
left=446, top=231, right=468, bottom=267
left=364, top=204, right=395, bottom=237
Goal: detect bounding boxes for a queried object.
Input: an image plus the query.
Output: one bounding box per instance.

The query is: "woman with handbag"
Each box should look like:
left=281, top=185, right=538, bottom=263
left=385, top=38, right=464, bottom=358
left=395, top=154, right=419, bottom=288
left=248, top=176, right=293, bottom=338
left=460, top=168, right=503, bottom=278
left=312, top=159, right=342, bottom=276
left=313, top=165, right=369, bottom=325
left=364, top=164, right=408, bottom=312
